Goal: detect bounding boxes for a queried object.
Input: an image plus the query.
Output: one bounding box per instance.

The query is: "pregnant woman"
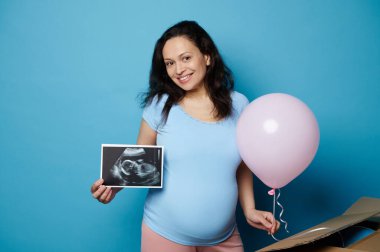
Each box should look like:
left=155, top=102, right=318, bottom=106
left=91, top=20, right=279, bottom=252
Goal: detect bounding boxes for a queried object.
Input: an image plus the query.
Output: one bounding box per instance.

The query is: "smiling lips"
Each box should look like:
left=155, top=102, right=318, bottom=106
left=177, top=73, right=193, bottom=84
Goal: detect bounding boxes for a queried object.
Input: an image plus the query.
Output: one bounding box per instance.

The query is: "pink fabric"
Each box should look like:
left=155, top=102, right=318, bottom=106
left=141, top=222, right=244, bottom=252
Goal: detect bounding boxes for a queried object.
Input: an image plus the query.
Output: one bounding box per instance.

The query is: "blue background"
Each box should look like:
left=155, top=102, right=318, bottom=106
left=1, top=0, right=379, bottom=251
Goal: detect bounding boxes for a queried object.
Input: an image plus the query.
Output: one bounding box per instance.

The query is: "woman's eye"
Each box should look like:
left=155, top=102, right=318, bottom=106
left=183, top=56, right=191, bottom=62
left=165, top=61, right=174, bottom=67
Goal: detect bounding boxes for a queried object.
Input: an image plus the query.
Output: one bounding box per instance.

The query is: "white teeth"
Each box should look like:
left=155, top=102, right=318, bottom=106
left=179, top=75, right=190, bottom=81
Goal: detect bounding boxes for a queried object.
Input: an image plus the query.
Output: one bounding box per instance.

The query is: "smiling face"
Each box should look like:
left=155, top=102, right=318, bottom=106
left=162, top=36, right=211, bottom=93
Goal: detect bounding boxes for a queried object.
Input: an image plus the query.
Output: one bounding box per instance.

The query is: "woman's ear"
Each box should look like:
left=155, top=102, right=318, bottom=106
left=204, top=55, right=211, bottom=66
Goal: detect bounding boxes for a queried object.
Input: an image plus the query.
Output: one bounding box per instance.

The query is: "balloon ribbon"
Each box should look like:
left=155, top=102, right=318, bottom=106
left=268, top=188, right=289, bottom=241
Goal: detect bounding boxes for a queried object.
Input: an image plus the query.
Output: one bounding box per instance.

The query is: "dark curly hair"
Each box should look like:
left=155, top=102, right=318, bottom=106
left=141, top=20, right=234, bottom=125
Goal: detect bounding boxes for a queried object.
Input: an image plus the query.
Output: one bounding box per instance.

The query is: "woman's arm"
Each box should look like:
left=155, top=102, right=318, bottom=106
left=237, top=161, right=255, bottom=213
left=237, top=161, right=280, bottom=234
left=91, top=119, right=157, bottom=204
left=137, top=119, right=157, bottom=145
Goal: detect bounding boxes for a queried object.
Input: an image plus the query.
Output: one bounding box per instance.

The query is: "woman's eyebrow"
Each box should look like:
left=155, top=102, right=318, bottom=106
left=164, top=51, right=191, bottom=61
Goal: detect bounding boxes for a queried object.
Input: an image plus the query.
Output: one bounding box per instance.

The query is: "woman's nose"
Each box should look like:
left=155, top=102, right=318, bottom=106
left=175, top=62, right=185, bottom=75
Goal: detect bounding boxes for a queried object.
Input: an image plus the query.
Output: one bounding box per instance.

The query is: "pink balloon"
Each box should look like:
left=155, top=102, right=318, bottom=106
left=236, top=93, right=320, bottom=189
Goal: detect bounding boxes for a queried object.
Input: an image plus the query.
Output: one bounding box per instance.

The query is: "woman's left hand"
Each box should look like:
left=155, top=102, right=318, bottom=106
left=245, top=208, right=280, bottom=235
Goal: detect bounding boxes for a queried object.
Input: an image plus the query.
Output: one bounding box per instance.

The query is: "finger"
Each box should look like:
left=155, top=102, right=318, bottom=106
left=247, top=216, right=273, bottom=231
left=271, top=222, right=275, bottom=234
left=91, top=178, right=104, bottom=193
left=108, top=190, right=117, bottom=202
left=104, top=188, right=113, bottom=203
left=247, top=219, right=268, bottom=231
left=264, top=212, right=274, bottom=222
left=270, top=220, right=280, bottom=234
left=276, top=220, right=281, bottom=232
left=92, top=185, right=107, bottom=199
left=259, top=214, right=273, bottom=229
left=99, top=186, right=112, bottom=202
left=266, top=215, right=276, bottom=233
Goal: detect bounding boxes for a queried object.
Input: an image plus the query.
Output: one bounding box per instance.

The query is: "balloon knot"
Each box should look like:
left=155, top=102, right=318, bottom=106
left=268, top=189, right=275, bottom=196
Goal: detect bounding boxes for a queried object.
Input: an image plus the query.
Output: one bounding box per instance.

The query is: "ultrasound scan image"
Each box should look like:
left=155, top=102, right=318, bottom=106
left=102, top=146, right=163, bottom=187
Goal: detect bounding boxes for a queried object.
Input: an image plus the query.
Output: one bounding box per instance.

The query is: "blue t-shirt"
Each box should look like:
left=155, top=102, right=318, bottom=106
left=142, top=91, right=249, bottom=246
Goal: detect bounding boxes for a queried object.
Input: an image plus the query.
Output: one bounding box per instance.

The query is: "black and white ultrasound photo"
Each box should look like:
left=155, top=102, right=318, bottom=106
left=101, top=144, right=163, bottom=188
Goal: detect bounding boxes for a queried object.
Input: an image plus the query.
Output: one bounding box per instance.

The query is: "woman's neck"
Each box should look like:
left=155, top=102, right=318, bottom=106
left=184, top=84, right=209, bottom=102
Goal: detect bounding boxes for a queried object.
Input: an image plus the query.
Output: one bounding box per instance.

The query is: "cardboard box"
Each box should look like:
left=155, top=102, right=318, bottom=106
left=257, top=197, right=380, bottom=252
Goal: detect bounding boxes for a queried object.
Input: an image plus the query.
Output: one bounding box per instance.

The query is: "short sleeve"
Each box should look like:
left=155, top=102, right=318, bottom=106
left=232, top=91, right=250, bottom=116
left=142, top=94, right=167, bottom=131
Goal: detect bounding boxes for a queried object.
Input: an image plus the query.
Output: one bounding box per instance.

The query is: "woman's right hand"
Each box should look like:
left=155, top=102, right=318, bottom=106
left=90, top=178, right=122, bottom=204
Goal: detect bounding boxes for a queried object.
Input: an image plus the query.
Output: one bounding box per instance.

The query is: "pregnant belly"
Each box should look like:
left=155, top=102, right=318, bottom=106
left=145, top=180, right=238, bottom=239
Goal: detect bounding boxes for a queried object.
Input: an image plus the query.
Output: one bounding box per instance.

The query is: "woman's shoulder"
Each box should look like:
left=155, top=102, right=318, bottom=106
left=142, top=93, right=169, bottom=130
left=146, top=93, right=169, bottom=108
left=229, top=91, right=249, bottom=117
left=231, top=91, right=249, bottom=108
